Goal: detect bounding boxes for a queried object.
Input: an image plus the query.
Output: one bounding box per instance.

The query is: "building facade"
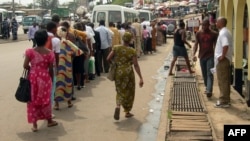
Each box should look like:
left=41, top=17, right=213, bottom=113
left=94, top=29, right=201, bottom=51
left=219, top=0, right=250, bottom=106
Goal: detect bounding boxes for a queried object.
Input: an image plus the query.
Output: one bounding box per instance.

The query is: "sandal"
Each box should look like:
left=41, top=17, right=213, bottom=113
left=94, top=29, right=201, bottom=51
left=114, top=107, right=120, bottom=120
left=68, top=103, right=73, bottom=108
left=125, top=112, right=134, bottom=118
left=53, top=105, right=59, bottom=110
left=47, top=121, right=58, bottom=127
left=31, top=127, right=38, bottom=132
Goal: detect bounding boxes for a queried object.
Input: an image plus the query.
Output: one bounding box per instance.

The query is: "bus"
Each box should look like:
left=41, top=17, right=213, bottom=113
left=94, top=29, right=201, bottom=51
left=138, top=9, right=156, bottom=22
left=7, top=10, right=26, bottom=24
left=91, top=4, right=139, bottom=27
left=0, top=8, right=8, bottom=37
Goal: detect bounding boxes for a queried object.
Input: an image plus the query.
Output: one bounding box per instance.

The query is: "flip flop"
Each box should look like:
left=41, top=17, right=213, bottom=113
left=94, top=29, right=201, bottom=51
left=53, top=106, right=59, bottom=110
left=47, top=121, right=58, bottom=127
left=31, top=127, right=38, bottom=132
left=68, top=103, right=73, bottom=108
left=125, top=113, right=134, bottom=118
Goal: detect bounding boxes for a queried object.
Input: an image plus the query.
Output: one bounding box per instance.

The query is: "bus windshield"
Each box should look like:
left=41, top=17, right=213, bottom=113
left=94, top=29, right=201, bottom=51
left=139, top=12, right=149, bottom=21
left=23, top=17, right=36, bottom=22
left=109, top=11, right=122, bottom=23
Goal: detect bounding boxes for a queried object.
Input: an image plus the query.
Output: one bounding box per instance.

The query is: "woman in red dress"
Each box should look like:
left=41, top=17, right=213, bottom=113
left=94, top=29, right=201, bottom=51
left=23, top=29, right=58, bottom=132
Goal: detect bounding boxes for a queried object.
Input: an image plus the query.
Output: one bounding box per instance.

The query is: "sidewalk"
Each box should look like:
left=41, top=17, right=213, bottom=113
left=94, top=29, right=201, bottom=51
left=194, top=62, right=250, bottom=141
left=157, top=42, right=250, bottom=141
left=0, top=34, right=27, bottom=44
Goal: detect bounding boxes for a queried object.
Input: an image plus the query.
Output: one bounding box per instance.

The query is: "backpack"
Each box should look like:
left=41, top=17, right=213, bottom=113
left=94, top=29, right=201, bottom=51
left=74, top=30, right=89, bottom=54
left=45, top=36, right=54, bottom=50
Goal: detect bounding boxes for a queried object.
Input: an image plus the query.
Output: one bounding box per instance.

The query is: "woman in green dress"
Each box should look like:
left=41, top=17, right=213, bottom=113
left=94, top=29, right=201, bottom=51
left=107, top=32, right=144, bottom=120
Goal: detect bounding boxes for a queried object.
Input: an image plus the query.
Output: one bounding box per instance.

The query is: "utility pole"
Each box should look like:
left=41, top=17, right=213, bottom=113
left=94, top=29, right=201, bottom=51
left=12, top=0, right=15, bottom=18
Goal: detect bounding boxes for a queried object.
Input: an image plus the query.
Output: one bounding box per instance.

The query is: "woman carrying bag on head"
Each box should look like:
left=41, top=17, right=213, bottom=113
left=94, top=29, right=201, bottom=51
left=107, top=32, right=144, bottom=120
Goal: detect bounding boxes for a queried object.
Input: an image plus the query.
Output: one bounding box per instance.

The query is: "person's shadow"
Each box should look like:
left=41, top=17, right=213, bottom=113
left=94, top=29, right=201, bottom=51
left=114, top=117, right=142, bottom=132
left=16, top=122, right=67, bottom=141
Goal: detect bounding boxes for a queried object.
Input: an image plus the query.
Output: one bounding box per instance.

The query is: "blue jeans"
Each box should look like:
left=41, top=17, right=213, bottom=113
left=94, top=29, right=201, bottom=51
left=200, top=56, right=214, bottom=93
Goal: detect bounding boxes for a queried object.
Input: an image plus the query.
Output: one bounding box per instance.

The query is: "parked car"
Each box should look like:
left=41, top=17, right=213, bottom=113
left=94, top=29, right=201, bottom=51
left=40, top=16, right=52, bottom=29
left=22, top=15, right=42, bottom=34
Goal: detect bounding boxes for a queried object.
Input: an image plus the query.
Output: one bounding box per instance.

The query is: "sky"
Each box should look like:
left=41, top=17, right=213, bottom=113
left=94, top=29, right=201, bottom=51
left=0, top=0, right=77, bottom=6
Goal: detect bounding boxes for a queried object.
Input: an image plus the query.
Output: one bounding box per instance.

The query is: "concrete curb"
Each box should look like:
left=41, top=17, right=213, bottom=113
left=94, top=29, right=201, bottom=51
left=0, top=34, right=27, bottom=44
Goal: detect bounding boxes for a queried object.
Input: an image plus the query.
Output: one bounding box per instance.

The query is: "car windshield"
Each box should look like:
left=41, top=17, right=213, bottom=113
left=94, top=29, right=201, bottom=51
left=42, top=18, right=51, bottom=24
left=23, top=17, right=36, bottom=22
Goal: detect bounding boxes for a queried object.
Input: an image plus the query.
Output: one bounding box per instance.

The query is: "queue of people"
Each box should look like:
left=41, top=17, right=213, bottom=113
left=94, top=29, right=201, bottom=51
left=22, top=15, right=149, bottom=131
left=21, top=14, right=233, bottom=132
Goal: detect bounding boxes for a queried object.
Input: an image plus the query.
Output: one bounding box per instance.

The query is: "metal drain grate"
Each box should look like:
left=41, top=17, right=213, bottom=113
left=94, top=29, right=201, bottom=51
left=171, top=82, right=204, bottom=112
left=174, top=71, right=195, bottom=78
left=173, top=77, right=196, bottom=83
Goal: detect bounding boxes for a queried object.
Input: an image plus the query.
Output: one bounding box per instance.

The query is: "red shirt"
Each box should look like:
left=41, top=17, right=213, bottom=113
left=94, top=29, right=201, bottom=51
left=196, top=30, right=218, bottom=59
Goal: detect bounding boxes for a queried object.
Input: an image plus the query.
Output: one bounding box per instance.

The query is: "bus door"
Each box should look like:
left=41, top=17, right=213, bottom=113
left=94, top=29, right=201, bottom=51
left=0, top=12, right=2, bottom=35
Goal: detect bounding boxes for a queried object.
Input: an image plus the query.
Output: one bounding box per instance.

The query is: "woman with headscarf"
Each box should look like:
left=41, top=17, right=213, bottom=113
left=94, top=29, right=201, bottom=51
left=23, top=29, right=58, bottom=132
left=54, top=26, right=83, bottom=110
left=107, top=32, right=144, bottom=120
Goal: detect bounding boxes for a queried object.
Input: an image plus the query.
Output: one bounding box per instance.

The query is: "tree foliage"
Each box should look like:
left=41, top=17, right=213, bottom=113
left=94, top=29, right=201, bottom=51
left=111, top=0, right=132, bottom=6
left=36, top=0, right=59, bottom=9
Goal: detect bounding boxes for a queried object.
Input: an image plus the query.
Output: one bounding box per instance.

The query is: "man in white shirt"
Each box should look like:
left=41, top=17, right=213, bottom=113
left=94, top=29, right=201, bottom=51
left=214, top=17, right=233, bottom=108
left=28, top=22, right=39, bottom=47
left=46, top=21, right=61, bottom=117
left=46, top=22, right=61, bottom=65
left=95, top=20, right=113, bottom=73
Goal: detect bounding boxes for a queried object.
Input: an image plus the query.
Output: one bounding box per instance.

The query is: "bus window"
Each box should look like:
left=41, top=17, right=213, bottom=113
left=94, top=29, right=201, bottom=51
left=139, top=12, right=149, bottom=21
left=109, top=11, right=121, bottom=23
left=97, top=12, right=106, bottom=22
left=124, top=12, right=134, bottom=23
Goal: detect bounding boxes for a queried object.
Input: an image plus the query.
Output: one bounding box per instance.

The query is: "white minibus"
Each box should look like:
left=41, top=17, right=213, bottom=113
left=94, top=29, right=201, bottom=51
left=138, top=9, right=156, bottom=22
left=91, top=4, right=139, bottom=27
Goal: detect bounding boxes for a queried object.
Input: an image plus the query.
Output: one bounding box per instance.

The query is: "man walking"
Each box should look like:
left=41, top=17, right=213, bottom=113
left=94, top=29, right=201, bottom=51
left=95, top=20, right=113, bottom=73
left=193, top=19, right=218, bottom=98
left=2, top=17, right=10, bottom=39
left=132, top=18, right=142, bottom=57
left=214, top=17, right=233, bottom=108
left=28, top=22, right=39, bottom=47
left=11, top=17, right=18, bottom=40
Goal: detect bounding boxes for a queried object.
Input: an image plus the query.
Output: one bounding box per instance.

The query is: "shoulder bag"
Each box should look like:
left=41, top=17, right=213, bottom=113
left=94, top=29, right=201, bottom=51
left=15, top=69, right=31, bottom=103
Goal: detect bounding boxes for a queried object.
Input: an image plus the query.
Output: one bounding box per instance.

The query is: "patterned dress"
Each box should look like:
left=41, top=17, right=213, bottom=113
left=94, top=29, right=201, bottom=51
left=113, top=46, right=136, bottom=113
left=55, top=40, right=83, bottom=102
left=26, top=49, right=55, bottom=123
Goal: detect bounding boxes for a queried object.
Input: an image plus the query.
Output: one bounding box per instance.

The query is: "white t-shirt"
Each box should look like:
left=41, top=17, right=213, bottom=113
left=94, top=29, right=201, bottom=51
left=214, top=27, right=233, bottom=63
left=48, top=32, right=60, bottom=53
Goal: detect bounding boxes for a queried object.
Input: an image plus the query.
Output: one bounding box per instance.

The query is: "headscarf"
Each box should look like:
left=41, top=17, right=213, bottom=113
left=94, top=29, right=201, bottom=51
left=122, top=32, right=132, bottom=43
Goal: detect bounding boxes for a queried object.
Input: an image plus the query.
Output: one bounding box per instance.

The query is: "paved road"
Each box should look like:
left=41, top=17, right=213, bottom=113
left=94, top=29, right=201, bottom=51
left=0, top=40, right=172, bottom=141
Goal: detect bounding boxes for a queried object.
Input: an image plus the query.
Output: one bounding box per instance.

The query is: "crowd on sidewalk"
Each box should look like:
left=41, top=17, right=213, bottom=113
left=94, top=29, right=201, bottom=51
left=21, top=14, right=170, bottom=132
left=18, top=10, right=235, bottom=133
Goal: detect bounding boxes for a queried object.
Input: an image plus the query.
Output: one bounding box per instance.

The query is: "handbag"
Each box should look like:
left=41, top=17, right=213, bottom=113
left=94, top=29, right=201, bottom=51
left=15, top=69, right=31, bottom=103
left=74, top=31, right=89, bottom=54
left=107, top=61, right=116, bottom=81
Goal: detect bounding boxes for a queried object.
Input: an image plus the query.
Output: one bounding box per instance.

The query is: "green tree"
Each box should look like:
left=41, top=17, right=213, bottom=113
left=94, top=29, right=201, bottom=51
left=112, top=0, right=132, bottom=6
left=27, top=3, right=33, bottom=9
left=36, top=0, right=59, bottom=9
